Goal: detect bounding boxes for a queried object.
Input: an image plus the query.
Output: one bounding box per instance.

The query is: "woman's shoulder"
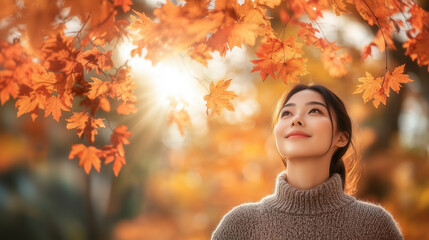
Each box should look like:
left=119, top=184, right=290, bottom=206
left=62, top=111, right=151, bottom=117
left=352, top=198, right=397, bottom=218
left=218, top=201, right=262, bottom=222
left=349, top=198, right=403, bottom=239
left=211, top=202, right=262, bottom=240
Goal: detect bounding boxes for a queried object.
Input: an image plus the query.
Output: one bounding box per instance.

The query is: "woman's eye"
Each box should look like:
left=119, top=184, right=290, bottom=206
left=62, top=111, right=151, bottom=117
left=309, top=108, right=321, bottom=114
left=281, top=110, right=291, bottom=117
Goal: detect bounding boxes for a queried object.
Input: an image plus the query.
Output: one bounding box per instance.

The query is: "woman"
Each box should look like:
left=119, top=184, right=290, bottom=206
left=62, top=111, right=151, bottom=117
left=211, top=84, right=403, bottom=239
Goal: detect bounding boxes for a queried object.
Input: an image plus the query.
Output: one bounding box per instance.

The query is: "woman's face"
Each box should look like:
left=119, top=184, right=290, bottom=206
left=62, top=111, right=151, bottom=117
left=274, top=89, right=344, bottom=159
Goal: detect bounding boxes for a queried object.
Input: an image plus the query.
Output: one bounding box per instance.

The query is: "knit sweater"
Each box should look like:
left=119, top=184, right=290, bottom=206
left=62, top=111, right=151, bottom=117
left=211, top=171, right=403, bottom=240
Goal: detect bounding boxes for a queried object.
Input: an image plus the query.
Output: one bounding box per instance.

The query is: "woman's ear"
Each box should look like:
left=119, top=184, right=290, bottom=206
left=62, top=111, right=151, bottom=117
left=335, top=132, right=349, bottom=148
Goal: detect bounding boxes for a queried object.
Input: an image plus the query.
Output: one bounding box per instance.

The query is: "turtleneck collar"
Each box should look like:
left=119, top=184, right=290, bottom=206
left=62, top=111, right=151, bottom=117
left=261, top=171, right=355, bottom=215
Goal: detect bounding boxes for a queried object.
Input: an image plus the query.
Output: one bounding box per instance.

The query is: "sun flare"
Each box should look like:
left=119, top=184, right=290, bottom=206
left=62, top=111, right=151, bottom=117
left=118, top=41, right=205, bottom=108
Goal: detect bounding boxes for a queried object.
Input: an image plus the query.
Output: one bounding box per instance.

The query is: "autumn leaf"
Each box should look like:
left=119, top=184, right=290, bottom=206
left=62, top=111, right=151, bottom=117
left=277, top=58, right=308, bottom=84
left=114, top=0, right=133, bottom=13
left=66, top=111, right=105, bottom=144
left=110, top=125, right=132, bottom=156
left=129, top=1, right=218, bottom=64
left=287, top=0, right=323, bottom=20
left=204, top=79, right=238, bottom=116
left=110, top=68, right=138, bottom=103
left=87, top=77, right=111, bottom=100
left=0, top=71, right=19, bottom=105
left=116, top=101, right=137, bottom=115
left=69, top=144, right=102, bottom=174
left=102, top=145, right=126, bottom=177
left=15, top=90, right=49, bottom=121
left=297, top=22, right=320, bottom=47
left=251, top=36, right=306, bottom=81
left=207, top=0, right=267, bottom=56
left=385, top=64, right=413, bottom=95
left=321, top=46, right=352, bottom=78
left=407, top=4, right=429, bottom=32
left=353, top=72, right=383, bottom=107
left=168, top=108, right=191, bottom=136
left=403, top=27, right=429, bottom=71
left=328, top=0, right=349, bottom=16
left=251, top=52, right=279, bottom=81
left=44, top=95, right=70, bottom=122
left=78, top=48, right=114, bottom=75
left=41, top=32, right=78, bottom=73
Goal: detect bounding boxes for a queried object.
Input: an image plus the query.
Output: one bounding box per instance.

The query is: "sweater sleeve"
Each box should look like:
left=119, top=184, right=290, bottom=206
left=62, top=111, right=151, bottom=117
left=211, top=205, right=256, bottom=240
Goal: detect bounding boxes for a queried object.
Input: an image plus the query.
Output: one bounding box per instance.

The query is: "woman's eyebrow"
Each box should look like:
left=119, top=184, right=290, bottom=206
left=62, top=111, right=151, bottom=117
left=306, top=101, right=328, bottom=108
left=283, top=101, right=327, bottom=109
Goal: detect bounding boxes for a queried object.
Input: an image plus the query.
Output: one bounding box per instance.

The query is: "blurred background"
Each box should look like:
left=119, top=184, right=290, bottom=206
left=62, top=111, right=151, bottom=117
left=1, top=0, right=429, bottom=239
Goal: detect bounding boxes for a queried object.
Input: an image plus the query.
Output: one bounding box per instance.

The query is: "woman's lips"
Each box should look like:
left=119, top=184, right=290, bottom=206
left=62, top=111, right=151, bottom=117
left=287, top=135, right=310, bottom=139
left=286, top=131, right=311, bottom=138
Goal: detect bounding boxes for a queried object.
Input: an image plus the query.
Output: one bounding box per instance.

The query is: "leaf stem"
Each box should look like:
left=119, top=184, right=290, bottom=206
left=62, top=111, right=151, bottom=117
left=360, top=0, right=388, bottom=73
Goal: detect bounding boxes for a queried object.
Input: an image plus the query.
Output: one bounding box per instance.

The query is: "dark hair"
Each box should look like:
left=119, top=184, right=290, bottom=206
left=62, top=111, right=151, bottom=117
left=272, top=84, right=360, bottom=194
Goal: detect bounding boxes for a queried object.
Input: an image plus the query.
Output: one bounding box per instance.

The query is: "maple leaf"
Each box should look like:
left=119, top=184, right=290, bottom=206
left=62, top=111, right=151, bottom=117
left=277, top=58, right=309, bottom=84
left=321, top=47, right=352, bottom=78
left=297, top=22, right=320, bottom=47
left=44, top=95, right=70, bottom=122
left=251, top=37, right=304, bottom=81
left=0, top=71, right=19, bottom=105
left=187, top=41, right=212, bottom=66
left=84, top=1, right=128, bottom=46
left=66, top=111, right=105, bottom=144
left=206, top=0, right=267, bottom=56
left=69, top=144, right=102, bottom=174
left=110, top=125, right=132, bottom=156
left=87, top=77, right=111, bottom=100
left=102, top=145, right=126, bottom=177
left=32, top=68, right=57, bottom=93
left=15, top=90, right=48, bottom=121
left=204, top=79, right=238, bottom=115
left=130, top=1, right=217, bottom=64
left=168, top=108, right=191, bottom=136
left=15, top=94, right=39, bottom=119
left=353, top=72, right=384, bottom=108
left=287, top=0, right=323, bottom=20
left=110, top=68, right=138, bottom=103
left=167, top=97, right=191, bottom=135
left=385, top=64, right=413, bottom=94
left=41, top=32, right=78, bottom=73
left=80, top=96, right=111, bottom=115
left=116, top=101, right=137, bottom=115
left=362, top=42, right=376, bottom=60
left=114, top=0, right=133, bottom=13
left=407, top=3, right=429, bottom=32
left=250, top=52, right=279, bottom=81
left=328, top=0, right=349, bottom=16
left=78, top=48, right=114, bottom=75
left=403, top=27, right=429, bottom=71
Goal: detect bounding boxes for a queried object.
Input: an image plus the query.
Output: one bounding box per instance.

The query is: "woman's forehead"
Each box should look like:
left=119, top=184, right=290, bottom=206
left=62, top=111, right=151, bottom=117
left=285, top=89, right=326, bottom=105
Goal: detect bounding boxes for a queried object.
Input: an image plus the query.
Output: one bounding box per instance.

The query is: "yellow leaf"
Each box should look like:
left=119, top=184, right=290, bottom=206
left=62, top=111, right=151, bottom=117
left=386, top=64, right=413, bottom=93
left=204, top=79, right=238, bottom=115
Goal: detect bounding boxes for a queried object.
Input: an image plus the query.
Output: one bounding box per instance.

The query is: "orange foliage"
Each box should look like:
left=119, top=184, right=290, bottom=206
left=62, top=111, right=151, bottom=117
left=1, top=0, right=428, bottom=176
left=353, top=65, right=413, bottom=107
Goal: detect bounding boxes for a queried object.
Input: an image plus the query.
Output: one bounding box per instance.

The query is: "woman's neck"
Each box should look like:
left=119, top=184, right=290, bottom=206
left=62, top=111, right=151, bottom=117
left=285, top=157, right=331, bottom=189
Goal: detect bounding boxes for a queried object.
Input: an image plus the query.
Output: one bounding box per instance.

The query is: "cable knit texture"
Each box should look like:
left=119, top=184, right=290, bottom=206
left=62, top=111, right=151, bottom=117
left=211, top=171, right=403, bottom=240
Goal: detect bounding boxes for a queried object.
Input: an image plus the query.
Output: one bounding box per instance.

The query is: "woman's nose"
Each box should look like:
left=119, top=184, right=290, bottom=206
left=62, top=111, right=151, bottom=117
left=290, top=115, right=304, bottom=127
